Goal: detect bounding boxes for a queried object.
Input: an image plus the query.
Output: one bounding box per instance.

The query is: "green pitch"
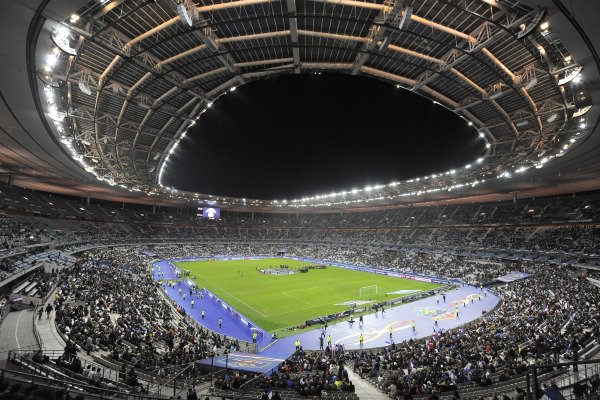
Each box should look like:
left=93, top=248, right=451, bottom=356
left=175, top=258, right=440, bottom=333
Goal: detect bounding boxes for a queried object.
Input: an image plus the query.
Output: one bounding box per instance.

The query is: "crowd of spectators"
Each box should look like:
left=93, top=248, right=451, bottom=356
left=346, top=264, right=600, bottom=398
left=259, top=351, right=356, bottom=397
left=1, top=183, right=600, bottom=399
left=53, top=249, right=238, bottom=375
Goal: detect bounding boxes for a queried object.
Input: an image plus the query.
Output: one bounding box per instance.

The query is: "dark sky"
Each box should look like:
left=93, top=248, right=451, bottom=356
left=164, top=73, right=485, bottom=199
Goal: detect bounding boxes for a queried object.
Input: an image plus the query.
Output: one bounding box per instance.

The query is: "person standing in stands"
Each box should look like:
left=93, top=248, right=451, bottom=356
left=45, top=303, right=53, bottom=318
left=186, top=387, right=198, bottom=400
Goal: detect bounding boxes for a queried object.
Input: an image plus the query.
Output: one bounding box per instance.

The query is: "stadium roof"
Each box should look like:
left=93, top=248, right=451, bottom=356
left=0, top=0, right=599, bottom=211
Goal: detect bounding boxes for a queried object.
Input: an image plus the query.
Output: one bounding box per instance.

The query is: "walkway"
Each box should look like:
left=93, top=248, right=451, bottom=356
left=345, top=368, right=389, bottom=400
left=33, top=304, right=66, bottom=353
left=0, top=309, right=38, bottom=361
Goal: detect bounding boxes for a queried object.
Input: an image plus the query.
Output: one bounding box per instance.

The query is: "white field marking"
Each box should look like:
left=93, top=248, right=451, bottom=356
left=272, top=281, right=392, bottom=317
left=281, top=291, right=317, bottom=307
left=197, top=276, right=268, bottom=318
left=15, top=310, right=24, bottom=349
left=281, top=279, right=372, bottom=295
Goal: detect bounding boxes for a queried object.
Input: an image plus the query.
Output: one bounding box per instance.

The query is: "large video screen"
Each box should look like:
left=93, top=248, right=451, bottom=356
left=202, top=207, right=220, bottom=220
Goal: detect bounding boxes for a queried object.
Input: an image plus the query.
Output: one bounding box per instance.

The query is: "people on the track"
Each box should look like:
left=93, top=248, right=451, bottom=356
left=412, top=320, right=416, bottom=333
left=359, top=334, right=364, bottom=347
left=201, top=310, right=205, bottom=319
left=218, top=318, right=222, bottom=329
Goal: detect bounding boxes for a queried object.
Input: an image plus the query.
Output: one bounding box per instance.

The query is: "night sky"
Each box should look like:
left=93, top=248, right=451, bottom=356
left=164, top=73, right=485, bottom=199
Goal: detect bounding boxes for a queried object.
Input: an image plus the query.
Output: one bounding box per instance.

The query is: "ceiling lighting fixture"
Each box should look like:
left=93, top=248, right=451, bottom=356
left=175, top=0, right=199, bottom=27
left=524, top=77, right=537, bottom=90
left=398, top=7, right=413, bottom=30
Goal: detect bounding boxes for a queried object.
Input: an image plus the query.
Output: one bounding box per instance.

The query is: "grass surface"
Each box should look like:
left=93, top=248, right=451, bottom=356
left=175, top=258, right=439, bottom=333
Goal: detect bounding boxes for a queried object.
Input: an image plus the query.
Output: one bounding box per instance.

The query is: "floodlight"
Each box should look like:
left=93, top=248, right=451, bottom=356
left=177, top=2, right=193, bottom=26
left=51, top=26, right=77, bottom=56
left=488, top=91, right=503, bottom=100
left=398, top=7, right=412, bottom=30
left=78, top=81, right=92, bottom=95
left=524, top=77, right=537, bottom=90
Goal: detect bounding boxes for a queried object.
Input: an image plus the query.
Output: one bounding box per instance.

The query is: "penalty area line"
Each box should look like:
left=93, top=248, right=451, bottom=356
left=197, top=276, right=268, bottom=318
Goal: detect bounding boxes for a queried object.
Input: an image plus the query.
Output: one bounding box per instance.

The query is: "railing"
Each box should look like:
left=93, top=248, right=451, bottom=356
left=148, top=361, right=198, bottom=398
left=6, top=348, right=224, bottom=398
left=31, top=306, right=42, bottom=350
left=529, top=358, right=600, bottom=400
left=0, top=367, right=164, bottom=400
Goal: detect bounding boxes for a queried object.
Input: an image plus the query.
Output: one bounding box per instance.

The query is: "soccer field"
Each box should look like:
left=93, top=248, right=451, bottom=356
left=175, top=258, right=440, bottom=333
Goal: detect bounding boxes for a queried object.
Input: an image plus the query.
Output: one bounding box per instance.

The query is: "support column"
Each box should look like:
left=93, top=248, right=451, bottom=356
left=86, top=192, right=91, bottom=206
left=7, top=173, right=14, bottom=187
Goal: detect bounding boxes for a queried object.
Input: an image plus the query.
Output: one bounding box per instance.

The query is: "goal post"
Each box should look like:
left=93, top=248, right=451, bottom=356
left=359, top=285, right=379, bottom=298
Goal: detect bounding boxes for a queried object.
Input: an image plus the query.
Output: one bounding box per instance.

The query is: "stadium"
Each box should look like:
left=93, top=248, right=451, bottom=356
left=0, top=0, right=599, bottom=399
